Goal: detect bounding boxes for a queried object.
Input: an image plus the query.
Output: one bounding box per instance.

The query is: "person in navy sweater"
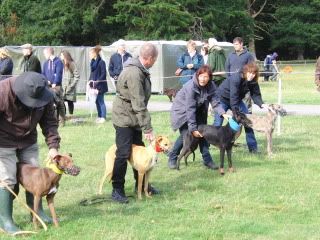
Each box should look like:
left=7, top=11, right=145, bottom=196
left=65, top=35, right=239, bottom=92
left=108, top=40, right=132, bottom=88
left=42, top=47, right=66, bottom=126
left=89, top=45, right=108, bottom=123
left=214, top=62, right=268, bottom=153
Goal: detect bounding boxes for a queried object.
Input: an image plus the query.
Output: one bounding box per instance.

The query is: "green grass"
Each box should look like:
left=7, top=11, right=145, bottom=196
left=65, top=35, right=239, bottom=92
left=78, top=63, right=320, bottom=105
left=3, top=112, right=320, bottom=239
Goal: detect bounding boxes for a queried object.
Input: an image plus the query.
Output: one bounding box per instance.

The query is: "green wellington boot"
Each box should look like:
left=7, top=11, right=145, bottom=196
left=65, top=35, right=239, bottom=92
left=26, top=191, right=53, bottom=223
left=0, top=188, right=22, bottom=235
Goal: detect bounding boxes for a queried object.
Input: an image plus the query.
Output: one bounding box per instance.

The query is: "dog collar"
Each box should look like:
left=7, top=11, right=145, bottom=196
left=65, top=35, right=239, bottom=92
left=228, top=118, right=241, bottom=132
left=46, top=160, right=64, bottom=175
left=155, top=143, right=162, bottom=153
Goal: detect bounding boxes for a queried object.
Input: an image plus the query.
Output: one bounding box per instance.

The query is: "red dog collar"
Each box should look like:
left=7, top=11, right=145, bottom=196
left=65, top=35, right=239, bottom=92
left=155, top=143, right=162, bottom=153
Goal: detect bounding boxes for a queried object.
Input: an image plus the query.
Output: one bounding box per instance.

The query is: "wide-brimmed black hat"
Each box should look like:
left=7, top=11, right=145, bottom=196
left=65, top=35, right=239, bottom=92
left=13, top=72, right=54, bottom=108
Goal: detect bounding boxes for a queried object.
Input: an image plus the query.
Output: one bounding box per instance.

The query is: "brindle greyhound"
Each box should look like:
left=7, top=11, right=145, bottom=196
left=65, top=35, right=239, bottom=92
left=246, top=104, right=287, bottom=156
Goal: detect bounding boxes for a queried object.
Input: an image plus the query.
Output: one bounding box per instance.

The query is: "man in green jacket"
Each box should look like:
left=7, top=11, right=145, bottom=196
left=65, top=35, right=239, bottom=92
left=207, top=38, right=226, bottom=86
left=21, top=43, right=41, bottom=73
left=111, top=42, right=158, bottom=204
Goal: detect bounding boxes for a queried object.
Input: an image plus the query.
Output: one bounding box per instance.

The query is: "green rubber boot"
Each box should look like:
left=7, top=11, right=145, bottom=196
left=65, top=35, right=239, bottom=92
left=0, top=188, right=22, bottom=235
left=26, top=191, right=53, bottom=224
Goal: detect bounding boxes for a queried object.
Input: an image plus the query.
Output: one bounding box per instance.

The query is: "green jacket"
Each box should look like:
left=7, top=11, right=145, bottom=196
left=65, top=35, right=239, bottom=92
left=112, top=58, right=152, bottom=133
left=22, top=53, right=41, bottom=73
left=62, top=62, right=80, bottom=102
left=207, top=46, right=226, bottom=86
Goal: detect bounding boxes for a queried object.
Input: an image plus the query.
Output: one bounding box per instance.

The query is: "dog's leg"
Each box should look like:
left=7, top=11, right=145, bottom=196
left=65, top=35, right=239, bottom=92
left=98, top=172, right=108, bottom=195
left=46, top=194, right=59, bottom=227
left=226, top=147, right=234, bottom=173
left=33, top=196, right=41, bottom=229
left=266, top=132, right=273, bottom=157
left=219, top=148, right=225, bottom=175
left=137, top=172, right=144, bottom=200
left=144, top=171, right=152, bottom=198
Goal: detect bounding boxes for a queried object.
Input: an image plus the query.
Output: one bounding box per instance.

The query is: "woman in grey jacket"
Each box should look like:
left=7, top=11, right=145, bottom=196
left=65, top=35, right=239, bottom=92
left=60, top=50, right=80, bottom=118
left=168, top=65, right=228, bottom=170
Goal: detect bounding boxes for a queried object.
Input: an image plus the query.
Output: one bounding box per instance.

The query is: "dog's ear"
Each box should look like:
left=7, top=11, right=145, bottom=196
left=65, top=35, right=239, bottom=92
left=156, top=135, right=163, bottom=143
left=53, top=154, right=62, bottom=163
left=68, top=153, right=72, bottom=157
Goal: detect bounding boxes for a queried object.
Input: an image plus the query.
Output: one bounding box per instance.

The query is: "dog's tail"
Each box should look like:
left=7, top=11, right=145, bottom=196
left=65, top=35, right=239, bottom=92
left=98, top=145, right=116, bottom=195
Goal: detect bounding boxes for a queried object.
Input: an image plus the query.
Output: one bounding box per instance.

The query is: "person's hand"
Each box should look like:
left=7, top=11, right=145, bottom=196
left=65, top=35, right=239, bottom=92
left=51, top=84, right=56, bottom=88
left=187, top=64, right=194, bottom=69
left=48, top=148, right=59, bottom=159
left=222, top=113, right=232, bottom=120
left=144, top=131, right=155, bottom=142
left=93, top=89, right=99, bottom=95
left=192, top=130, right=203, bottom=138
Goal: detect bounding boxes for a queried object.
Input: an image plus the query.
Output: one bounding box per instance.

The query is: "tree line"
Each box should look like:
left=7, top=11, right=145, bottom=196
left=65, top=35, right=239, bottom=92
left=0, top=0, right=319, bottom=60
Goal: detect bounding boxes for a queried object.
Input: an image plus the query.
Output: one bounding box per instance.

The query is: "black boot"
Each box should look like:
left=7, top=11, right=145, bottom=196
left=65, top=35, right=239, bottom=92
left=111, top=188, right=129, bottom=204
left=25, top=191, right=53, bottom=223
left=0, top=188, right=22, bottom=235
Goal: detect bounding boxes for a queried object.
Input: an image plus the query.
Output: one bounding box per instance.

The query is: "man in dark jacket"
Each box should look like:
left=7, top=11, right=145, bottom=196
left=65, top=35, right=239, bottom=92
left=21, top=43, right=41, bottom=74
left=111, top=42, right=158, bottom=204
left=0, top=72, right=61, bottom=235
left=42, top=47, right=66, bottom=125
left=108, top=40, right=132, bottom=88
left=225, top=37, right=255, bottom=114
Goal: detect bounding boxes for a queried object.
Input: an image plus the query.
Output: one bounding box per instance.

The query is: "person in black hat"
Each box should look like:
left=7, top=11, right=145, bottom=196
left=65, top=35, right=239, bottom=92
left=0, top=72, right=61, bottom=236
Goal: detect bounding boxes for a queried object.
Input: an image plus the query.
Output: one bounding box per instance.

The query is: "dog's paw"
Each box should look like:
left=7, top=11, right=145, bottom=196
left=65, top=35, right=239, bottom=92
left=228, top=167, right=235, bottom=173
left=219, top=168, right=225, bottom=175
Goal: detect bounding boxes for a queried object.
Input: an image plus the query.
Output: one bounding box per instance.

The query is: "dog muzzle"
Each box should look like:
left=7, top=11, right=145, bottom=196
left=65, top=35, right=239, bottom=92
left=65, top=165, right=81, bottom=176
left=229, top=118, right=241, bottom=132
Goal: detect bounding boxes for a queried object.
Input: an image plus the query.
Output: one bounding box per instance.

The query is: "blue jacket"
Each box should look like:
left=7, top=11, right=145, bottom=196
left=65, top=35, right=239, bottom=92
left=218, top=72, right=263, bottom=111
left=89, top=55, right=108, bottom=94
left=108, top=52, right=132, bottom=78
left=225, top=48, right=254, bottom=77
left=0, top=57, right=13, bottom=81
left=42, top=57, right=64, bottom=85
left=171, top=74, right=225, bottom=132
left=177, top=52, right=204, bottom=85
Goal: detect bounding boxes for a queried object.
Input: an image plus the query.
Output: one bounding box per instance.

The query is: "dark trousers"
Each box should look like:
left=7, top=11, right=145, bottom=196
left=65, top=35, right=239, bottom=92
left=65, top=100, right=74, bottom=115
left=112, top=125, right=144, bottom=190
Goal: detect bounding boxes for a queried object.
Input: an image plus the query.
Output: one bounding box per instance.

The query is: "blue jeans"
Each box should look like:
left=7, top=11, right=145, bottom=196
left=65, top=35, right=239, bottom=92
left=168, top=123, right=214, bottom=165
left=213, top=101, right=258, bottom=151
left=96, top=93, right=106, bottom=118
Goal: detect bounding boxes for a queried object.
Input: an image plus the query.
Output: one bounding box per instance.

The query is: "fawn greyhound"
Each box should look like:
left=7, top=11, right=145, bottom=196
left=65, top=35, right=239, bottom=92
left=176, top=110, right=252, bottom=175
left=246, top=104, right=287, bottom=156
left=17, top=154, right=80, bottom=228
left=99, top=136, right=171, bottom=200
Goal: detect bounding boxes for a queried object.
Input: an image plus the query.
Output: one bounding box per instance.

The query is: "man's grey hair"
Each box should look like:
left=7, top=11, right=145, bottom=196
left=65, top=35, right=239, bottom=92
left=139, top=42, right=158, bottom=60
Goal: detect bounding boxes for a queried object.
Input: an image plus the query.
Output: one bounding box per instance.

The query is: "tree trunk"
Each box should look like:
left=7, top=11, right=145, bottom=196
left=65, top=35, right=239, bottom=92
left=297, top=48, right=304, bottom=60
left=248, top=37, right=257, bottom=60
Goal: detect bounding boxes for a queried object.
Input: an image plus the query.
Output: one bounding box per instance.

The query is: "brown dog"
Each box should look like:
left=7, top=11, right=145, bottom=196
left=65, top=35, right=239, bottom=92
left=17, top=154, right=80, bottom=228
left=163, top=88, right=178, bottom=102
left=99, top=136, right=171, bottom=199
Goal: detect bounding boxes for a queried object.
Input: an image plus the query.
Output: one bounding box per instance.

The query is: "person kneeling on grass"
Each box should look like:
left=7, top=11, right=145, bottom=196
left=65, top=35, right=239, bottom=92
left=168, top=65, right=229, bottom=170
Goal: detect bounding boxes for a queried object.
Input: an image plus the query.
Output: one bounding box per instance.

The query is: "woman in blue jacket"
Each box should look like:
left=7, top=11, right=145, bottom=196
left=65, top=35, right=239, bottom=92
left=176, top=40, right=204, bottom=85
left=89, top=45, right=108, bottom=123
left=168, top=65, right=229, bottom=170
left=214, top=62, right=268, bottom=153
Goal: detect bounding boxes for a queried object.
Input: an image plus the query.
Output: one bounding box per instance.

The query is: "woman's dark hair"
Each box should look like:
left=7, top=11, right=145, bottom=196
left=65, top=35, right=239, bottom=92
left=242, top=62, right=260, bottom=82
left=196, top=65, right=213, bottom=81
left=201, top=46, right=209, bottom=55
left=61, top=50, right=74, bottom=72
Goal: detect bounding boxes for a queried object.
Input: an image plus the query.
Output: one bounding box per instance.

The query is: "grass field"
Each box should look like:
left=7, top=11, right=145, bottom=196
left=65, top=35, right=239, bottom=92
left=3, top=111, right=320, bottom=240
